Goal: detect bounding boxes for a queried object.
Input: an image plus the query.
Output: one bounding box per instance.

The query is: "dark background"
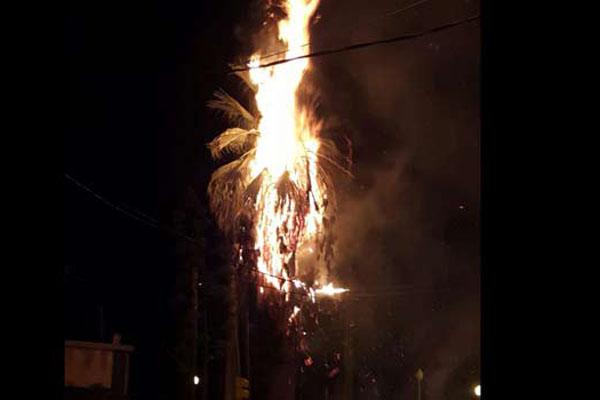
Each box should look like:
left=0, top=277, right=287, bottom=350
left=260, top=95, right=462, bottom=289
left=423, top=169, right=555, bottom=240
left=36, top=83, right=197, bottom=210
left=65, top=0, right=480, bottom=399
left=66, top=1, right=250, bottom=398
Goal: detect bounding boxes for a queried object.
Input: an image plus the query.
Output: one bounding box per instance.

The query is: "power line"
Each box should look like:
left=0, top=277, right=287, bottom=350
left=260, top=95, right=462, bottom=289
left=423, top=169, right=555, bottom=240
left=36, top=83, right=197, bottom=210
left=252, top=0, right=435, bottom=63
left=66, top=173, right=451, bottom=295
left=65, top=173, right=297, bottom=283
left=232, top=13, right=479, bottom=72
left=65, top=173, right=160, bottom=229
left=66, top=173, right=336, bottom=286
left=65, top=173, right=201, bottom=246
left=384, top=0, right=432, bottom=17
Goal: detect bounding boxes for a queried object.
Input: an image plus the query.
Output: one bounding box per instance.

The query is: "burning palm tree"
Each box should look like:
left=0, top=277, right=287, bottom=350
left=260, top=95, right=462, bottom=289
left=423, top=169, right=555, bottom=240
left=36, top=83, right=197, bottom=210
left=206, top=3, right=352, bottom=398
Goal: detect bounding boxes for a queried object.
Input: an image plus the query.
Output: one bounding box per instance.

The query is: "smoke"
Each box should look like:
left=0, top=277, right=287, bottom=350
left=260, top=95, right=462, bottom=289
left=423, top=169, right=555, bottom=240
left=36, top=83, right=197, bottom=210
left=307, top=0, right=480, bottom=396
left=309, top=0, right=481, bottom=283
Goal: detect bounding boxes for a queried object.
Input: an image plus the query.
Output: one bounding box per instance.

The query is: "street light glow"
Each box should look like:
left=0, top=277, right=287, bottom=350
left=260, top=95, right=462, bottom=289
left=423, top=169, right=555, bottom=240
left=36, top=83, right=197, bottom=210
left=474, top=384, right=481, bottom=397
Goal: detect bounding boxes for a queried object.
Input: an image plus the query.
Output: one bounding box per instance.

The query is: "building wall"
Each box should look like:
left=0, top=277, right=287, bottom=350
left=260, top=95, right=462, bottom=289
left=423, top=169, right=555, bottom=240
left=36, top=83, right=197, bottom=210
left=65, top=346, right=114, bottom=389
left=65, top=341, right=133, bottom=399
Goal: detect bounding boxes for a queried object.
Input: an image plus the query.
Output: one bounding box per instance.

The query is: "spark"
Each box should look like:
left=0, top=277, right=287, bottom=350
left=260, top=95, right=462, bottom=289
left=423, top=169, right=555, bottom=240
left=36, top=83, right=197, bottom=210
left=315, top=283, right=349, bottom=296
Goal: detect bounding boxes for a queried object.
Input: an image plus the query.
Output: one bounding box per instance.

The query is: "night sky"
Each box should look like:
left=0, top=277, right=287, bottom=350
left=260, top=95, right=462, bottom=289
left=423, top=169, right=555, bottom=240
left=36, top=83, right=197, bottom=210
left=66, top=0, right=479, bottom=399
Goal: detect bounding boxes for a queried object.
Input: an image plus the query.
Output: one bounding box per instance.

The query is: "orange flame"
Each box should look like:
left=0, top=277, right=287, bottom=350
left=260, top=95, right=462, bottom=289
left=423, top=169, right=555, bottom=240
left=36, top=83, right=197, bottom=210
left=228, top=0, right=348, bottom=298
left=247, top=0, right=325, bottom=292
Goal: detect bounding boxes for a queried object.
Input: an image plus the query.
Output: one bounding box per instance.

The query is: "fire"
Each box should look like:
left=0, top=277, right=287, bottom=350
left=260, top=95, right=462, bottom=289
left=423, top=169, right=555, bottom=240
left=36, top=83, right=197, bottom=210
left=207, top=0, right=348, bottom=299
left=247, top=0, right=326, bottom=292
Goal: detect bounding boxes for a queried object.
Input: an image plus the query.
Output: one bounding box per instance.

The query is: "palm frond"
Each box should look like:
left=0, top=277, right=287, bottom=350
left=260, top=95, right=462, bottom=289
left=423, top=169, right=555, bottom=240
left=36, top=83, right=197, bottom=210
left=207, top=89, right=257, bottom=129
left=207, top=127, right=259, bottom=160
left=207, top=150, right=256, bottom=233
